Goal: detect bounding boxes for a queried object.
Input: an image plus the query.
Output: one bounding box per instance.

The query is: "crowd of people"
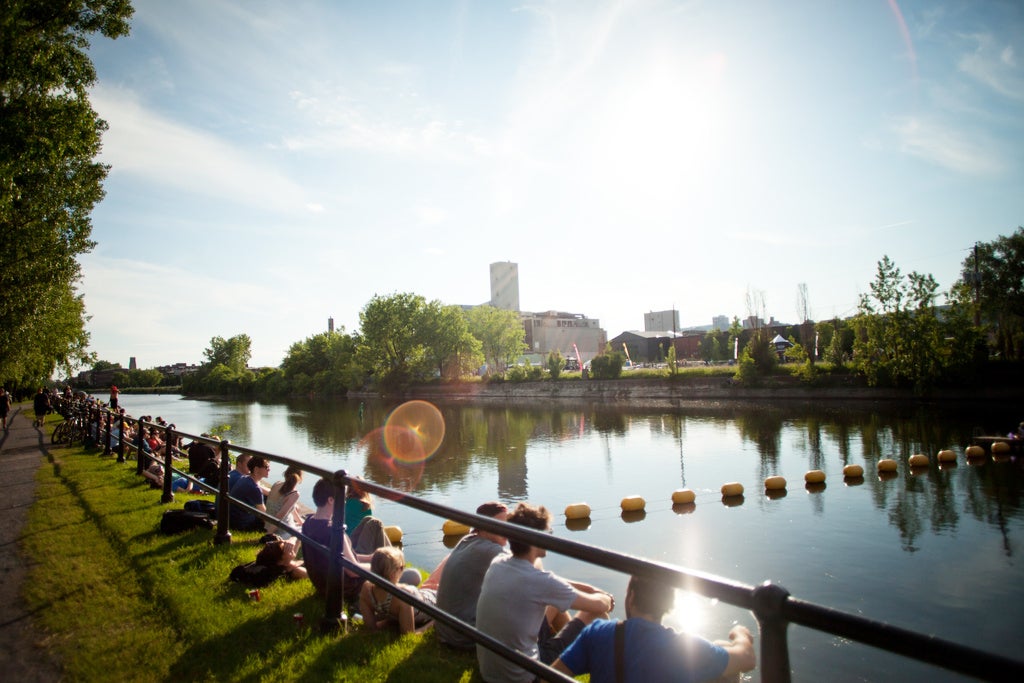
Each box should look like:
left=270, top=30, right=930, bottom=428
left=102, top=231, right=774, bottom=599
left=27, top=388, right=758, bottom=682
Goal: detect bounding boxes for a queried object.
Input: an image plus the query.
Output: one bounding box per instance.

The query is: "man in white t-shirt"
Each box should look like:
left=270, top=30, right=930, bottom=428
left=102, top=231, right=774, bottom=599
left=475, top=502, right=614, bottom=683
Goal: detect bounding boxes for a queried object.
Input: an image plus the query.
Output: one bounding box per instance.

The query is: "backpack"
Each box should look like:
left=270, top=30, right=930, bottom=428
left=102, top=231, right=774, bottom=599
left=183, top=499, right=217, bottom=517
left=229, top=561, right=284, bottom=587
left=159, top=509, right=215, bottom=534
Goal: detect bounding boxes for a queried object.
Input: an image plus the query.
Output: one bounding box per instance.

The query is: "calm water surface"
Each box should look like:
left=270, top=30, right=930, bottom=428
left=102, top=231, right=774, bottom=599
left=124, top=394, right=1024, bottom=682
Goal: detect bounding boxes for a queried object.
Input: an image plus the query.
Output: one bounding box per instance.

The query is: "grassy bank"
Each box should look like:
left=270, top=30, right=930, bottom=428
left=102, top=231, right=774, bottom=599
left=23, top=431, right=480, bottom=682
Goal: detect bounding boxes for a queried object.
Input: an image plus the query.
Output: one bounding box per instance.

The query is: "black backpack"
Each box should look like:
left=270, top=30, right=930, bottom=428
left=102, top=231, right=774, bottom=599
left=229, top=561, right=284, bottom=587
left=159, top=509, right=215, bottom=534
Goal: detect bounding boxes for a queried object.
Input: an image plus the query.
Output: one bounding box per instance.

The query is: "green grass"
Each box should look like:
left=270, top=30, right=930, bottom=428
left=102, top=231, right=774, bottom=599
left=22, top=426, right=481, bottom=682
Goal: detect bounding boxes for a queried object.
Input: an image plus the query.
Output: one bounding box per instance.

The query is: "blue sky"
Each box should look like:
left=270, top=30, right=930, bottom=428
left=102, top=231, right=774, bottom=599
left=81, top=0, right=1024, bottom=368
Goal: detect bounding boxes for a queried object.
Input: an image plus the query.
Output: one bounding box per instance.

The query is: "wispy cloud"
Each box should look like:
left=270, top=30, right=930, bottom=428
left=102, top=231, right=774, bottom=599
left=958, top=33, right=1024, bottom=101
left=91, top=85, right=314, bottom=213
left=892, top=116, right=1004, bottom=174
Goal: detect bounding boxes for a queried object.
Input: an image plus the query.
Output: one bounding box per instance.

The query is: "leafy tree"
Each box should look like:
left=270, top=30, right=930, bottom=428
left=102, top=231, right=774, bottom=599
left=419, top=302, right=483, bottom=380
left=356, top=293, right=433, bottom=386
left=281, top=329, right=361, bottom=394
left=203, top=334, right=252, bottom=373
left=950, top=227, right=1024, bottom=360
left=466, top=305, right=526, bottom=376
left=546, top=350, right=564, bottom=380
left=590, top=345, right=625, bottom=379
left=0, top=1, right=132, bottom=386
left=727, top=317, right=743, bottom=361
left=666, top=344, right=678, bottom=376
left=92, top=360, right=122, bottom=372
left=853, top=255, right=974, bottom=390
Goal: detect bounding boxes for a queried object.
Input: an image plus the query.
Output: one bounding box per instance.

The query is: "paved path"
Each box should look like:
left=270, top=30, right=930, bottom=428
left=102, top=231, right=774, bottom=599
left=0, top=405, right=63, bottom=681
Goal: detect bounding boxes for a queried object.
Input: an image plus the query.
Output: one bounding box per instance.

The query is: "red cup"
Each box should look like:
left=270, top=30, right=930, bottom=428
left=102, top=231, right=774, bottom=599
left=248, top=589, right=261, bottom=602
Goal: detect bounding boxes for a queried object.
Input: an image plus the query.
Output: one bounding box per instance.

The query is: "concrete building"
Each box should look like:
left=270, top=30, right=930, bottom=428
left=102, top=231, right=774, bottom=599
left=644, top=309, right=679, bottom=333
left=712, top=315, right=730, bottom=331
left=610, top=331, right=673, bottom=364
left=522, top=310, right=606, bottom=363
left=489, top=261, right=519, bottom=311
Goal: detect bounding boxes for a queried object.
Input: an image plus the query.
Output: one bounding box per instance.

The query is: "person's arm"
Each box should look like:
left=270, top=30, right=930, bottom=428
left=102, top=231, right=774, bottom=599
left=359, top=583, right=381, bottom=630
left=714, top=625, right=757, bottom=678
left=550, top=659, right=575, bottom=677
left=569, top=587, right=612, bottom=614
left=275, top=490, right=299, bottom=523
left=394, top=589, right=417, bottom=634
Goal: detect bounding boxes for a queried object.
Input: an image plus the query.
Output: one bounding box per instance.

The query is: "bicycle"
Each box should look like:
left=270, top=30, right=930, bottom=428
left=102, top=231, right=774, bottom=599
left=51, top=410, right=87, bottom=445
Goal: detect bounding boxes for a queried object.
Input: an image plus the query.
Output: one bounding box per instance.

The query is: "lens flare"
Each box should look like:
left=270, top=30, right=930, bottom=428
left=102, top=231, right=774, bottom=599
left=383, top=400, right=445, bottom=463
left=360, top=426, right=425, bottom=493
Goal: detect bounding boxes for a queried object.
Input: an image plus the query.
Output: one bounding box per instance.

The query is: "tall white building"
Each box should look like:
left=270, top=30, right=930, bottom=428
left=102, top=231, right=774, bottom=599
left=489, top=261, right=520, bottom=311
left=712, top=315, right=730, bottom=331
left=644, top=309, right=679, bottom=332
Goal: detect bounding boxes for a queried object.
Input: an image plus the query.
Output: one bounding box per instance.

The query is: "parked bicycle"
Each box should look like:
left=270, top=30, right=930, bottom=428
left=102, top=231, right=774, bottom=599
left=51, top=407, right=87, bottom=445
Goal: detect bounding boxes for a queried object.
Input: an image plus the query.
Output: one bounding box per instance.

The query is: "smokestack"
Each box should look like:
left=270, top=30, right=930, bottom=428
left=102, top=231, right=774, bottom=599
left=328, top=317, right=334, bottom=333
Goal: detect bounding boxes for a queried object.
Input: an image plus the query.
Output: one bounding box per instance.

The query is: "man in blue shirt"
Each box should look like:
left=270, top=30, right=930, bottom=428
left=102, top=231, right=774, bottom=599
left=553, top=575, right=756, bottom=683
left=229, top=455, right=269, bottom=531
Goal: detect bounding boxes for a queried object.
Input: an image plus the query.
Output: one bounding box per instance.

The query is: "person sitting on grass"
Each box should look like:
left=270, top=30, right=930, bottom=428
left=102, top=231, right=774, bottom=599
left=552, top=575, right=757, bottom=683
left=359, top=546, right=439, bottom=635
left=229, top=456, right=269, bottom=531
left=255, top=537, right=307, bottom=581
left=264, top=465, right=304, bottom=538
left=142, top=462, right=198, bottom=493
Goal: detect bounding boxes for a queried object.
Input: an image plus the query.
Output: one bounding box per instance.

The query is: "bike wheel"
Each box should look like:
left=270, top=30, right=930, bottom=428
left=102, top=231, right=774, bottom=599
left=51, top=422, right=69, bottom=444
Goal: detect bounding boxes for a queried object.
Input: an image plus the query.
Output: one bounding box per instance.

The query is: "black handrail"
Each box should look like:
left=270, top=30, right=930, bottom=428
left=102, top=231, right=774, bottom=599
left=80, top=401, right=1024, bottom=682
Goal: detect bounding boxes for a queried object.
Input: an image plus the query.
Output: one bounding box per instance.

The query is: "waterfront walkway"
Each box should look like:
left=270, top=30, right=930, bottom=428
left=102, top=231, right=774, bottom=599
left=0, top=404, right=62, bottom=681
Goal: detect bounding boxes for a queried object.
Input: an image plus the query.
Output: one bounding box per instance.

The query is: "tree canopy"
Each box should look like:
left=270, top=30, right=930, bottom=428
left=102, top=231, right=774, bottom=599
left=0, top=0, right=133, bottom=387
left=951, top=227, right=1024, bottom=360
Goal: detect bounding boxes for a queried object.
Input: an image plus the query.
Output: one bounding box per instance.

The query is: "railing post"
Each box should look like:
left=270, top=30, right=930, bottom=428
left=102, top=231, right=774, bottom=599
left=103, top=410, right=113, bottom=455
left=135, top=420, right=146, bottom=475
left=752, top=581, right=792, bottom=683
left=116, top=413, right=126, bottom=463
left=161, top=426, right=175, bottom=504
left=214, top=440, right=232, bottom=545
left=321, top=469, right=349, bottom=633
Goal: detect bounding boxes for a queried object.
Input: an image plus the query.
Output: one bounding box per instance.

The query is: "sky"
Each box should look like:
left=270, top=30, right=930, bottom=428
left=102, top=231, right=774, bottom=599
left=80, top=0, right=1024, bottom=369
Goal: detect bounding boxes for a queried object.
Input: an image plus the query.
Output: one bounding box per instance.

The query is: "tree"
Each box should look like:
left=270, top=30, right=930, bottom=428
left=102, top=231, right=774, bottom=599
left=281, top=329, right=361, bottom=394
left=546, top=350, right=564, bottom=380
left=419, top=302, right=482, bottom=380
left=465, top=305, right=526, bottom=376
left=590, top=344, right=625, bottom=379
left=203, top=334, right=252, bottom=373
left=796, top=282, right=815, bottom=365
left=0, top=1, right=133, bottom=387
left=950, top=227, right=1024, bottom=360
left=356, top=292, right=432, bottom=386
left=853, top=255, right=972, bottom=390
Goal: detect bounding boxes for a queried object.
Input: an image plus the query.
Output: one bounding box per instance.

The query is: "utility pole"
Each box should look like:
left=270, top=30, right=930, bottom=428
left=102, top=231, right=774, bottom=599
left=973, top=243, right=981, bottom=327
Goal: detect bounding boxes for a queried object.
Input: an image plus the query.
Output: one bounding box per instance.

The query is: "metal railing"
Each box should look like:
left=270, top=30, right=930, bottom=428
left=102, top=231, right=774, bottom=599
left=72, top=401, right=1024, bottom=683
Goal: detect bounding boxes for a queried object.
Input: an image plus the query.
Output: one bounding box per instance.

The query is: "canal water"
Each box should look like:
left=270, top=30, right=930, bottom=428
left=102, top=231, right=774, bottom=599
left=123, top=394, right=1023, bottom=682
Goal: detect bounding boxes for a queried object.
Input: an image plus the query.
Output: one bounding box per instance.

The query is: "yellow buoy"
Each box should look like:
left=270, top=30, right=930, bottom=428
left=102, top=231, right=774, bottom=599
left=764, top=476, right=787, bottom=490
left=564, top=503, right=591, bottom=520
left=936, top=449, right=956, bottom=463
left=992, top=441, right=1011, bottom=455
left=878, top=459, right=898, bottom=472
left=442, top=520, right=470, bottom=536
left=620, top=496, right=646, bottom=512
left=804, top=470, right=826, bottom=484
left=965, top=444, right=985, bottom=458
left=384, top=525, right=403, bottom=544
left=721, top=482, right=744, bottom=498
left=908, top=454, right=929, bottom=467
left=671, top=489, right=696, bottom=505
left=843, top=465, right=864, bottom=478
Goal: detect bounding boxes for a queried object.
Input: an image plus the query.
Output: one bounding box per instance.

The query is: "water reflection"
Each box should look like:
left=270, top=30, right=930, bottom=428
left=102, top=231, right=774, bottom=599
left=123, top=394, right=1024, bottom=681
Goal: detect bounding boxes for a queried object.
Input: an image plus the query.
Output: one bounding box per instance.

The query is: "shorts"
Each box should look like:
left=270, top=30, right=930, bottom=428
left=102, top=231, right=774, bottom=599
left=538, top=616, right=586, bottom=665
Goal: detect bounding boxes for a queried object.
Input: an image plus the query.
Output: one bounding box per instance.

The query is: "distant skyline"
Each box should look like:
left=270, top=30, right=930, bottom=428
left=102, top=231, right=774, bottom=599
left=80, top=0, right=1023, bottom=368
